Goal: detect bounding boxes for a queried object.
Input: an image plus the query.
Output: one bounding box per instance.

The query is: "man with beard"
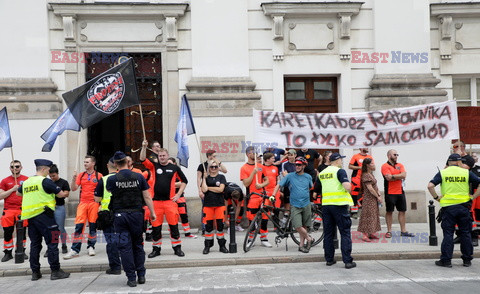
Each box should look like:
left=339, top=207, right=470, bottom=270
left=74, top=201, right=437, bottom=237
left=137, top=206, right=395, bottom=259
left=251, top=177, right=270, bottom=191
left=381, top=149, right=414, bottom=238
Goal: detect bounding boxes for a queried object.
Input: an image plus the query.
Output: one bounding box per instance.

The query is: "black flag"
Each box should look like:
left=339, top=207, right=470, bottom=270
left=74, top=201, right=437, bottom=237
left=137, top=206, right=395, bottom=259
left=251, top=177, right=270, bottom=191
left=62, top=58, right=139, bottom=128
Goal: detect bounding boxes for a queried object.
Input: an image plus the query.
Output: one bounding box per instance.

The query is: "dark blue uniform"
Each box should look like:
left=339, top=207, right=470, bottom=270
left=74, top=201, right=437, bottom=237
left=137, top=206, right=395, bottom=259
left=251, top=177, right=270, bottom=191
left=94, top=175, right=120, bottom=272
left=106, top=169, right=149, bottom=283
left=18, top=178, right=61, bottom=273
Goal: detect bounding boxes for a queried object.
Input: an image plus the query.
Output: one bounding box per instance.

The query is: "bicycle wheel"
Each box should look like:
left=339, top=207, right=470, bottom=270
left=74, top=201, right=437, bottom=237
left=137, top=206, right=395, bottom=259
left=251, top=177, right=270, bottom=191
left=289, top=205, right=324, bottom=247
left=243, top=213, right=261, bottom=252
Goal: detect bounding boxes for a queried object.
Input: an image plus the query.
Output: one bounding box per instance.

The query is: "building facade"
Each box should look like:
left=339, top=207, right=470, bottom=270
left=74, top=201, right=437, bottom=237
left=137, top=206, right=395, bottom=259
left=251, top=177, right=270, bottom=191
left=1, top=0, right=479, bottom=223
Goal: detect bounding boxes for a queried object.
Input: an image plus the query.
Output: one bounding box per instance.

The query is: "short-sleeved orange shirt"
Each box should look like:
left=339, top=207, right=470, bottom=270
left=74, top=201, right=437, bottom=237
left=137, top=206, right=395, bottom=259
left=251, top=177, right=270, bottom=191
left=349, top=153, right=374, bottom=180
left=381, top=162, right=405, bottom=195
left=262, top=164, right=279, bottom=193
left=240, top=163, right=266, bottom=195
left=76, top=171, right=103, bottom=203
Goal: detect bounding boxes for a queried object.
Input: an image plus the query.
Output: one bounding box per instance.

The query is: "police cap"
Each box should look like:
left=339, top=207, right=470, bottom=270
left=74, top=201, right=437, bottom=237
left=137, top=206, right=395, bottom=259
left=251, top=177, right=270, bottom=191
left=113, top=151, right=126, bottom=162
left=34, top=159, right=53, bottom=168
left=447, top=153, right=462, bottom=162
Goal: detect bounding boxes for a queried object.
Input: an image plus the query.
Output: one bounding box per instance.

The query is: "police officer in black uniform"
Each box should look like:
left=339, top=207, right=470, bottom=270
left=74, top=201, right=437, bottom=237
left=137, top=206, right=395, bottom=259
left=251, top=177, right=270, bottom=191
left=428, top=153, right=480, bottom=267
left=17, top=159, right=70, bottom=281
left=106, top=152, right=156, bottom=287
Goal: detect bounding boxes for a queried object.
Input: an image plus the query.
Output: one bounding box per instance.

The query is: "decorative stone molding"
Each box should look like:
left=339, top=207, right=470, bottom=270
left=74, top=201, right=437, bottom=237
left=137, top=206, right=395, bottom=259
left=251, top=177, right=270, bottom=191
left=48, top=1, right=188, bottom=47
left=0, top=78, right=62, bottom=119
left=261, top=1, right=363, bottom=61
left=288, top=23, right=334, bottom=51
left=366, top=74, right=447, bottom=111
left=165, top=16, right=177, bottom=41
left=185, top=77, right=262, bottom=117
left=431, top=3, right=480, bottom=61
left=338, top=13, right=352, bottom=39
left=273, top=15, right=284, bottom=40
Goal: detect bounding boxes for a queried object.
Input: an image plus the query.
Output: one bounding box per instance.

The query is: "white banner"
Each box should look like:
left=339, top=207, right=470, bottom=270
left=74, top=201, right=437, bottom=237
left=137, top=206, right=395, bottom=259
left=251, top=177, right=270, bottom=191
left=254, top=100, right=459, bottom=149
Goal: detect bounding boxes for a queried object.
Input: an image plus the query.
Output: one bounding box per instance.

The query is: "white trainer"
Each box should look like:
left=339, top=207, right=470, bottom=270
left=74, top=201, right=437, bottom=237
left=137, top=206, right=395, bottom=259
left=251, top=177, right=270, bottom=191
left=88, top=247, right=96, bottom=256
left=261, top=240, right=273, bottom=248
left=235, top=225, right=244, bottom=232
left=63, top=250, right=79, bottom=260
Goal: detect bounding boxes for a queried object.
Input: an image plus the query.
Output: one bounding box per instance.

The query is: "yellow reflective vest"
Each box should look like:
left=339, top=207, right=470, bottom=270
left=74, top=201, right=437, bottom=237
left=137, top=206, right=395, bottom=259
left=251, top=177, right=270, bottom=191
left=318, top=166, right=354, bottom=206
left=440, top=166, right=471, bottom=207
left=21, top=176, right=56, bottom=220
left=100, top=173, right=115, bottom=211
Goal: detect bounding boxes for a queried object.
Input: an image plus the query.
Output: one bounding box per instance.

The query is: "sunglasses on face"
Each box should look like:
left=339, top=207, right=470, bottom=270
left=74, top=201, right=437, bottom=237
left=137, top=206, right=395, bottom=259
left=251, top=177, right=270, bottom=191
left=393, top=154, right=399, bottom=156
left=10, top=165, right=21, bottom=169
left=295, top=164, right=303, bottom=167
left=210, top=166, right=218, bottom=169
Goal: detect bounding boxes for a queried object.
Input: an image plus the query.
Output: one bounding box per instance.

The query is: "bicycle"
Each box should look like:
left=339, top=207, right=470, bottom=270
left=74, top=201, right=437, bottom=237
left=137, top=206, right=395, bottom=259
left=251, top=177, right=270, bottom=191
left=243, top=192, right=324, bottom=252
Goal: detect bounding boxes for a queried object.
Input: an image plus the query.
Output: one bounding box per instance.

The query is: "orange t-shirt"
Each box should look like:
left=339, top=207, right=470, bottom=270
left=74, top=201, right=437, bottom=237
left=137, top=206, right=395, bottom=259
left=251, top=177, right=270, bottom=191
left=76, top=171, right=103, bottom=203
left=240, top=163, right=266, bottom=195
left=349, top=153, right=374, bottom=181
left=262, top=164, right=279, bottom=193
left=381, top=162, right=405, bottom=195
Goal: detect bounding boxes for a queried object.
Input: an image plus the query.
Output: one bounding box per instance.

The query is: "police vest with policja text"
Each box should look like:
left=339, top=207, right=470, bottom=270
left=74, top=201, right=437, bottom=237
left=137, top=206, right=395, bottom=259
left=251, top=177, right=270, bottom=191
left=440, top=166, right=471, bottom=207
left=318, top=166, right=354, bottom=206
left=109, top=172, right=144, bottom=212
left=21, top=176, right=56, bottom=220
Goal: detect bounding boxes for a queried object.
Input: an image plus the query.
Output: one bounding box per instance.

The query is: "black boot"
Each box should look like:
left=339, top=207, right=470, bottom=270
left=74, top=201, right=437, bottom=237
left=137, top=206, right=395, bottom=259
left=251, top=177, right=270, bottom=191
left=218, top=238, right=229, bottom=253
left=62, top=244, right=68, bottom=254
left=51, top=269, right=70, bottom=280
left=148, top=247, right=161, bottom=258
left=203, top=239, right=213, bottom=255
left=173, top=245, right=185, bottom=257
left=1, top=250, right=13, bottom=262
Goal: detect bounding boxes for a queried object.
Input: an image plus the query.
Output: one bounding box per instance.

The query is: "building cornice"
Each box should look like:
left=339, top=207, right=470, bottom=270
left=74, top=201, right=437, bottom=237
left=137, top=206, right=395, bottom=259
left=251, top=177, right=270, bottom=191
left=431, top=2, right=480, bottom=17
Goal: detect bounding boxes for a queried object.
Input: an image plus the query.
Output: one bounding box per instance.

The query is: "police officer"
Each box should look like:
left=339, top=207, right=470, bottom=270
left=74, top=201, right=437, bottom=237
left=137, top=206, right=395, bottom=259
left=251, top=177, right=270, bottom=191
left=314, top=153, right=356, bottom=269
left=106, top=151, right=156, bottom=287
left=94, top=157, right=121, bottom=275
left=427, top=153, right=480, bottom=267
left=17, top=159, right=70, bottom=281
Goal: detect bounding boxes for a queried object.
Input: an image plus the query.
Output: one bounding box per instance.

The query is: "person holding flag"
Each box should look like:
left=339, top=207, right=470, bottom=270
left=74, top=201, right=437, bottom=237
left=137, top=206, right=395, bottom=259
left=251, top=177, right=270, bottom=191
left=41, top=108, right=81, bottom=152
left=140, top=142, right=188, bottom=258
left=0, top=107, right=28, bottom=262
left=0, top=160, right=28, bottom=262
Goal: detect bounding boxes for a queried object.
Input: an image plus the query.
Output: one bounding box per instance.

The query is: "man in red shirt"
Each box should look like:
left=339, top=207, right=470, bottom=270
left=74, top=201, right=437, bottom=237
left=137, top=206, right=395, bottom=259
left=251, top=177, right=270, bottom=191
left=64, top=155, right=103, bottom=259
left=381, top=149, right=414, bottom=238
left=241, top=146, right=270, bottom=247
left=348, top=148, right=373, bottom=218
left=0, top=160, right=28, bottom=262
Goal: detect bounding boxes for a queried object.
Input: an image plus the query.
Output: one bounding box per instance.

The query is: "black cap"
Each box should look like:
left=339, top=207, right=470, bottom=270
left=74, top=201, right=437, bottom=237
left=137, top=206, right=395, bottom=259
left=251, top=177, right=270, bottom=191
left=447, top=153, right=462, bottom=162
left=34, top=159, right=53, bottom=168
left=329, top=153, right=346, bottom=162
left=463, top=155, right=475, bottom=169
left=113, top=151, right=126, bottom=161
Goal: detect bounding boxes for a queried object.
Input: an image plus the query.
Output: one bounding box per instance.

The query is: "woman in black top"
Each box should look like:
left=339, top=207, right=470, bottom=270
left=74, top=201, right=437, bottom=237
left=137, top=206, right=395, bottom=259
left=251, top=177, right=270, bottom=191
left=201, top=161, right=228, bottom=254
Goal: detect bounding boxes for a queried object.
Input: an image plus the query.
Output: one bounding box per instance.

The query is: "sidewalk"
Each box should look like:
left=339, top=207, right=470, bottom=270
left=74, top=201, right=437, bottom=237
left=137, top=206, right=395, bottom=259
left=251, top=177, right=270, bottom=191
left=0, top=222, right=478, bottom=277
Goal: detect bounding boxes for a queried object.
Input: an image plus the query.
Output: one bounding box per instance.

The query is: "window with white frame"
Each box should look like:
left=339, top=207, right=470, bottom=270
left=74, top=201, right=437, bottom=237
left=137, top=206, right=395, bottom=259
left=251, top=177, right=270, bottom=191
left=452, top=77, right=480, bottom=106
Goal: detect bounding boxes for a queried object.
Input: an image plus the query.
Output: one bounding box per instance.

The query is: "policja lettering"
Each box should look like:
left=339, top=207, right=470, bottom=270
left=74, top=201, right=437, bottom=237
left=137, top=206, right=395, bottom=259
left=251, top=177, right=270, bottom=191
left=24, top=185, right=39, bottom=193
left=116, top=180, right=139, bottom=188
left=444, top=176, right=466, bottom=183
left=319, top=173, right=333, bottom=180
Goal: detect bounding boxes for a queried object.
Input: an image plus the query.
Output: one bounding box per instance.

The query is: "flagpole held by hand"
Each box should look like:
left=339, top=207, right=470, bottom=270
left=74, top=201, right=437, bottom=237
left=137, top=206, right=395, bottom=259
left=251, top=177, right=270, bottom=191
left=10, top=148, right=17, bottom=185
left=254, top=152, right=259, bottom=185
left=138, top=104, right=146, bottom=141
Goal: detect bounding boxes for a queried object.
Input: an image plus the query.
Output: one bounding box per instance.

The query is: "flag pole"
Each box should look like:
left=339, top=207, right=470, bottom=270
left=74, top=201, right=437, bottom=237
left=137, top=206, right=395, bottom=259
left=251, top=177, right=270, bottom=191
left=138, top=104, right=146, bottom=141
left=194, top=133, right=207, bottom=172
left=254, top=152, right=259, bottom=185
left=10, top=148, right=17, bottom=185
left=75, top=129, right=82, bottom=173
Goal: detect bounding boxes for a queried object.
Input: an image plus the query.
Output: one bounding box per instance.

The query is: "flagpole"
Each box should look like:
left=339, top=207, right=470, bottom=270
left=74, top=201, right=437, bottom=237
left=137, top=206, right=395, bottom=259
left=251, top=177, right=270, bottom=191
left=10, top=148, right=17, bottom=185
left=138, top=104, right=146, bottom=141
left=254, top=152, right=259, bottom=185
left=194, top=133, right=207, bottom=172
left=75, top=129, right=82, bottom=173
